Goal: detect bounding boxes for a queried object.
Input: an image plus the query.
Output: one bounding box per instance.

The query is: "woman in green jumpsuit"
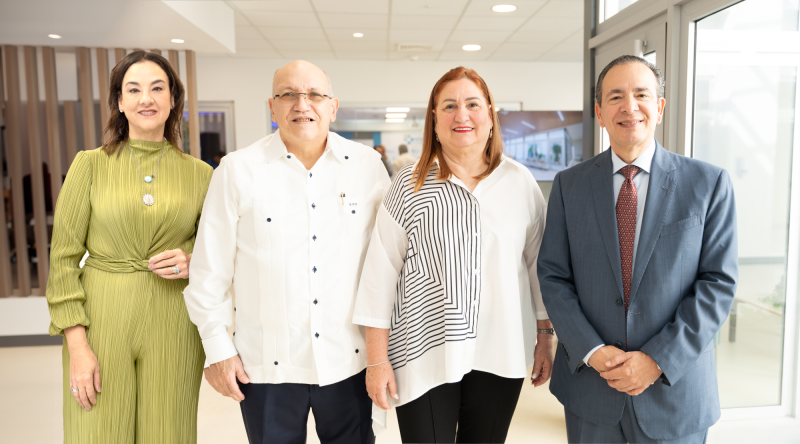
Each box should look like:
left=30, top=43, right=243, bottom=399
left=46, top=51, right=213, bottom=443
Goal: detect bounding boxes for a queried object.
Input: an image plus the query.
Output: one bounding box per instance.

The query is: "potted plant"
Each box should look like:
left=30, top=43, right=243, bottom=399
left=552, top=143, right=562, bottom=163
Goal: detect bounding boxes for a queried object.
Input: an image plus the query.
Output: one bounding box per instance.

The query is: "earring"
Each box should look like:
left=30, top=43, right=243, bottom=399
left=489, top=128, right=493, bottom=138
left=435, top=133, right=439, bottom=142
left=119, top=109, right=123, bottom=113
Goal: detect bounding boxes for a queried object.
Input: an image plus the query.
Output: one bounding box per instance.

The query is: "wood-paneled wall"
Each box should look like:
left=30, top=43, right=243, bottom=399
left=23, top=47, right=50, bottom=289
left=0, top=47, right=200, bottom=297
left=0, top=48, right=13, bottom=297
left=41, top=47, right=63, bottom=203
left=76, top=47, right=96, bottom=151
left=2, top=45, right=32, bottom=296
left=96, top=48, right=110, bottom=135
left=185, top=50, right=200, bottom=159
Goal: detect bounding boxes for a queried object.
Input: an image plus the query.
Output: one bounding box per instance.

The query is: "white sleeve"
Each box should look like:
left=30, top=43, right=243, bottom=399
left=524, top=183, right=549, bottom=320
left=584, top=344, right=605, bottom=367
left=352, top=204, right=408, bottom=329
left=183, top=157, right=240, bottom=365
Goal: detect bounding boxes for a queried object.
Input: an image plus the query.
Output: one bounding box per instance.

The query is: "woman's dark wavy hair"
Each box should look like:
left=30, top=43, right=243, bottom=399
left=102, top=50, right=184, bottom=155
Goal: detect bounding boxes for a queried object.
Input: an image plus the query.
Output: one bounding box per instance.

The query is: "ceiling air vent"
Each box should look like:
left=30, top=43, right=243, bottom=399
left=396, top=43, right=434, bottom=52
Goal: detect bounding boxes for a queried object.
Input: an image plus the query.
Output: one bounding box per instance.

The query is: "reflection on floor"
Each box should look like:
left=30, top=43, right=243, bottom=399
left=2, top=345, right=799, bottom=443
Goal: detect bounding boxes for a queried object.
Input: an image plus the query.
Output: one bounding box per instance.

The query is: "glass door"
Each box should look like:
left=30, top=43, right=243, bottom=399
left=690, top=0, right=799, bottom=409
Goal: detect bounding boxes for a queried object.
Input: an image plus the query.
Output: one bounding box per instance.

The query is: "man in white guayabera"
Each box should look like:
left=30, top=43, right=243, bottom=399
left=183, top=60, right=389, bottom=444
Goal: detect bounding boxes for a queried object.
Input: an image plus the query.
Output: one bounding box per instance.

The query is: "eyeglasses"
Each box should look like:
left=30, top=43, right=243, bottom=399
left=273, top=92, right=332, bottom=103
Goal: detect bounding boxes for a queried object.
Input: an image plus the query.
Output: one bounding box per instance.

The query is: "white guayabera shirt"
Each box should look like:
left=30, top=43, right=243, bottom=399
left=353, top=158, right=549, bottom=432
left=184, top=130, right=390, bottom=386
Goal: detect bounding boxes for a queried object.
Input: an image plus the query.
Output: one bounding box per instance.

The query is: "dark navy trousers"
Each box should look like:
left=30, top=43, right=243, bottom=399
left=565, top=395, right=709, bottom=443
left=238, top=369, right=374, bottom=444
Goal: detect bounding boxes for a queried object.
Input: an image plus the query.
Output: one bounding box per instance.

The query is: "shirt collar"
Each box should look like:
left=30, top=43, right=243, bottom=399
left=431, top=154, right=508, bottom=169
left=611, top=139, right=655, bottom=175
left=263, top=129, right=345, bottom=164
left=432, top=154, right=509, bottom=186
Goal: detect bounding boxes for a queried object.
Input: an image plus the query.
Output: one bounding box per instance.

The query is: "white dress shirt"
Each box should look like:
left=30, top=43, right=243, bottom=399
left=353, top=159, right=548, bottom=430
left=584, top=140, right=655, bottom=366
left=184, top=130, right=390, bottom=386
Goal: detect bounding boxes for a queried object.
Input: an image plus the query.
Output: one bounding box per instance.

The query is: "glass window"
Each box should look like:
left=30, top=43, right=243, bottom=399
left=643, top=50, right=656, bottom=66
left=691, top=0, right=799, bottom=408
left=600, top=0, right=639, bottom=23
left=181, top=101, right=236, bottom=167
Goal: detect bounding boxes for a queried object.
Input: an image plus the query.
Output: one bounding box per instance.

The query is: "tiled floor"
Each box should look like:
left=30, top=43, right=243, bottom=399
left=1, top=345, right=798, bottom=443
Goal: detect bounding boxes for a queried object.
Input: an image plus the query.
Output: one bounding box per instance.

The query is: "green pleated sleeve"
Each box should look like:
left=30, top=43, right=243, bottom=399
left=46, top=151, right=93, bottom=336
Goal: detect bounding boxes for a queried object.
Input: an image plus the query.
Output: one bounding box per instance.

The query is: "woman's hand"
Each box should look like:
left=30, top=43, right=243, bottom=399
left=531, top=320, right=555, bottom=387
left=531, top=333, right=555, bottom=386
left=366, top=362, right=399, bottom=410
left=64, top=326, right=101, bottom=411
left=148, top=249, right=191, bottom=279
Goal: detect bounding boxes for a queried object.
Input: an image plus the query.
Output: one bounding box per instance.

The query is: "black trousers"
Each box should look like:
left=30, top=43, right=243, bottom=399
left=238, top=369, right=374, bottom=444
left=396, top=370, right=524, bottom=443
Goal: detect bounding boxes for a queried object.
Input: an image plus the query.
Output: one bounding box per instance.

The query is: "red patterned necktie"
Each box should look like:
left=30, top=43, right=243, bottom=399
left=617, top=165, right=641, bottom=317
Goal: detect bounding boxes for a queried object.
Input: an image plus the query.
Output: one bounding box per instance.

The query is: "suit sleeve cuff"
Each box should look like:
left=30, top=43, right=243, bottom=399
left=201, top=332, right=238, bottom=365
left=583, top=344, right=604, bottom=368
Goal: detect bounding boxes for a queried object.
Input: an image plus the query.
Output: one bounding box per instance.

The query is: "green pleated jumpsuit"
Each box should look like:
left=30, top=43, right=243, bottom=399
left=46, top=139, right=213, bottom=444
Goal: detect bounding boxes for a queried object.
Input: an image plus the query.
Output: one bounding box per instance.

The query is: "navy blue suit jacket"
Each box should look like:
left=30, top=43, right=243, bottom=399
left=538, top=143, right=738, bottom=440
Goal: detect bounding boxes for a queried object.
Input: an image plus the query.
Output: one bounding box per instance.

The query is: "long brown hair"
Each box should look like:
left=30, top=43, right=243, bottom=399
left=412, top=66, right=504, bottom=192
left=102, top=50, right=185, bottom=155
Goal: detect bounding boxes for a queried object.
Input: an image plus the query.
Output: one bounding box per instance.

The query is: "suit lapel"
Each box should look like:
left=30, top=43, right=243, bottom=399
left=628, top=143, right=677, bottom=305
left=590, top=150, right=624, bottom=300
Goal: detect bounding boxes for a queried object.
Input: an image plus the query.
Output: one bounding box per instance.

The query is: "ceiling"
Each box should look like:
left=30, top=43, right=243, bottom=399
left=0, top=1, right=584, bottom=62
left=0, top=0, right=235, bottom=54
left=227, top=0, right=584, bottom=62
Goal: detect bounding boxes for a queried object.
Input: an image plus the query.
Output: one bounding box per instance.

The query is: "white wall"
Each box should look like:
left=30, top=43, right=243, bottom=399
left=196, top=57, right=583, bottom=148
left=0, top=298, right=51, bottom=336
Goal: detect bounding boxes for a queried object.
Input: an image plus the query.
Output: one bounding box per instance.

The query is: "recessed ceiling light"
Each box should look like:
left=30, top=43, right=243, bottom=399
left=48, top=34, right=62, bottom=39
left=386, top=118, right=405, bottom=123
left=462, top=44, right=481, bottom=51
left=171, top=39, right=185, bottom=43
left=387, top=107, right=410, bottom=112
left=386, top=113, right=408, bottom=118
left=492, top=5, right=517, bottom=12
left=353, top=33, right=364, bottom=38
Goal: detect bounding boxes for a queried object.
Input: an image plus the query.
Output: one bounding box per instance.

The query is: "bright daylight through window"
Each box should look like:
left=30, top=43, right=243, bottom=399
left=600, top=0, right=639, bottom=23
left=692, top=0, right=800, bottom=408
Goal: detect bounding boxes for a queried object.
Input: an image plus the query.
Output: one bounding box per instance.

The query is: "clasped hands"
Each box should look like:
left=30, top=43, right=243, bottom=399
left=588, top=345, right=663, bottom=396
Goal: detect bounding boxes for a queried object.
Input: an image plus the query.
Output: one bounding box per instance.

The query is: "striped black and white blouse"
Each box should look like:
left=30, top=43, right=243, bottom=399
left=353, top=156, right=548, bottom=426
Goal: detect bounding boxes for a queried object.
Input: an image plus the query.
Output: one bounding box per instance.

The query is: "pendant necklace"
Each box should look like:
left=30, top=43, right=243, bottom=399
left=128, top=140, right=166, bottom=206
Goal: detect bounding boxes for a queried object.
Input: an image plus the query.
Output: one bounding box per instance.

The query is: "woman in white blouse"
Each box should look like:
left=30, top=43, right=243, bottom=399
left=353, top=66, right=555, bottom=443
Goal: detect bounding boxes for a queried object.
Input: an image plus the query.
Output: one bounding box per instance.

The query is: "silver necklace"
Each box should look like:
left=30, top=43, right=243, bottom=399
left=128, top=140, right=166, bottom=206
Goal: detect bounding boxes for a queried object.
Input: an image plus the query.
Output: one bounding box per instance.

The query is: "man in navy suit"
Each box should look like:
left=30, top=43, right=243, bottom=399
left=538, top=55, right=738, bottom=443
